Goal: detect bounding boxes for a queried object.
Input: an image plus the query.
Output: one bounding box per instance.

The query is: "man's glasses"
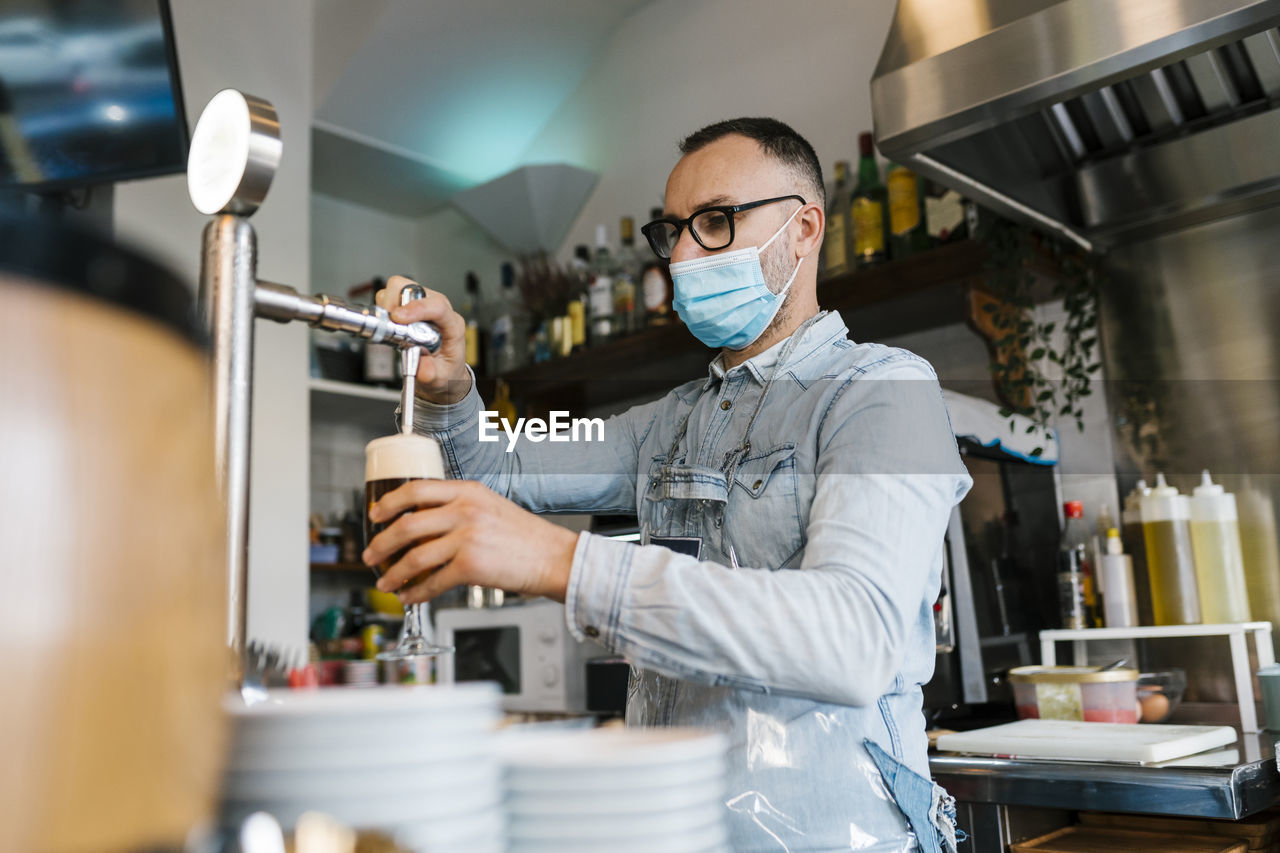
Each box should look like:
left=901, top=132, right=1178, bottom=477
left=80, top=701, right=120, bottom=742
left=641, top=195, right=805, bottom=260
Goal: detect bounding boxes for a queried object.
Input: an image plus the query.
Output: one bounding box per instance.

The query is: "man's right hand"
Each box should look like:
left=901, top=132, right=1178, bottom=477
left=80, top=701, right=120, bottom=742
left=376, top=275, right=471, bottom=405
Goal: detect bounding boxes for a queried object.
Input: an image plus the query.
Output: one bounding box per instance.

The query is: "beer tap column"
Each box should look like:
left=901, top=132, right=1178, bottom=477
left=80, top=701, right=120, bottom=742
left=200, top=215, right=257, bottom=654
left=188, top=89, right=281, bottom=661
left=189, top=90, right=442, bottom=670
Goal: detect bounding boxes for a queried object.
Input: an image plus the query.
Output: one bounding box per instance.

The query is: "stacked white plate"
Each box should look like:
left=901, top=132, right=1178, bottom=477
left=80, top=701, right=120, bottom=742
left=498, top=727, right=729, bottom=853
left=221, top=684, right=505, bottom=853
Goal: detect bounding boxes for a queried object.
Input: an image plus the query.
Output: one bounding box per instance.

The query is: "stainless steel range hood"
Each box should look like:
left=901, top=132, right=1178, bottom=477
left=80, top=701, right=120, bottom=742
left=871, top=0, right=1280, bottom=250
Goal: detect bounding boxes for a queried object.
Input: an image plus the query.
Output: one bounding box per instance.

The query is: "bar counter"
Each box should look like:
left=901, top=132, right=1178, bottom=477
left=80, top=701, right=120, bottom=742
left=931, top=731, right=1280, bottom=850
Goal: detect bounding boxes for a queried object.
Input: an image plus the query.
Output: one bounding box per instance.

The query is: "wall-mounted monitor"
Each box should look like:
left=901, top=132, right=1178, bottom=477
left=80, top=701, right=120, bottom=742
left=0, top=0, right=187, bottom=193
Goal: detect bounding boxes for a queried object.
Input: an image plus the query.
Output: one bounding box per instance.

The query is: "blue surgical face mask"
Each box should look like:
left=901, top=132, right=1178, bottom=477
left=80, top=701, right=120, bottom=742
left=669, top=204, right=804, bottom=351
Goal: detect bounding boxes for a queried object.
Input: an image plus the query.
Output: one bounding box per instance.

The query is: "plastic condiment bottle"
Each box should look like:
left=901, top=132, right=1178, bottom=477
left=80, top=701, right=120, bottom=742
left=1122, top=480, right=1155, bottom=625
left=1141, top=473, right=1202, bottom=625
left=1189, top=470, right=1251, bottom=623
left=1238, top=477, right=1280, bottom=656
left=1058, top=501, right=1094, bottom=629
left=1099, top=528, right=1138, bottom=627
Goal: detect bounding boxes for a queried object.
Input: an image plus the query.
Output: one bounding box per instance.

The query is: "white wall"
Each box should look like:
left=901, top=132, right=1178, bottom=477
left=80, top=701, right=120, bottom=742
left=114, top=0, right=314, bottom=652
left=311, top=193, right=422, bottom=296
left=520, top=0, right=897, bottom=254
left=311, top=192, right=512, bottom=307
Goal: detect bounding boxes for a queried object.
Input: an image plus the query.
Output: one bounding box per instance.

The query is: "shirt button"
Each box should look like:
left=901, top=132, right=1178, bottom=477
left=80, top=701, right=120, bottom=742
left=720, top=399, right=732, bottom=411
left=583, top=625, right=600, bottom=638
left=753, top=479, right=763, bottom=490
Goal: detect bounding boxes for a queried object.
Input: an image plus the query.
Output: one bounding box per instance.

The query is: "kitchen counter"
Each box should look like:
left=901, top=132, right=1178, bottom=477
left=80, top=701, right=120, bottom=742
left=931, top=730, right=1280, bottom=819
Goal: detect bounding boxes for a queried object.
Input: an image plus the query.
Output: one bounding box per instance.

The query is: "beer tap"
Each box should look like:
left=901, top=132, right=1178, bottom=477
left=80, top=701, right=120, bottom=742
left=397, top=284, right=429, bottom=434
left=187, top=90, right=440, bottom=681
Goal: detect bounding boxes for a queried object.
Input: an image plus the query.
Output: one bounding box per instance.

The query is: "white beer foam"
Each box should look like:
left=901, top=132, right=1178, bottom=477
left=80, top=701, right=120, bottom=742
left=365, top=434, right=445, bottom=482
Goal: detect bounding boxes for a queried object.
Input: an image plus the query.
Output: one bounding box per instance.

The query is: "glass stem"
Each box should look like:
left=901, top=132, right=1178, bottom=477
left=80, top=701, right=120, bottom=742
left=403, top=601, right=429, bottom=639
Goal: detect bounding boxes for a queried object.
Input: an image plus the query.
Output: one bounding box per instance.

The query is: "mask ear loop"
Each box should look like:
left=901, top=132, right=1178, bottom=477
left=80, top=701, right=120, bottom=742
left=758, top=201, right=805, bottom=252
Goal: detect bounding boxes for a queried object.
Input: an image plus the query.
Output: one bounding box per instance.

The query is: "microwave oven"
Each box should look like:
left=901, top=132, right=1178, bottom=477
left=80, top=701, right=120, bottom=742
left=434, top=598, right=608, bottom=713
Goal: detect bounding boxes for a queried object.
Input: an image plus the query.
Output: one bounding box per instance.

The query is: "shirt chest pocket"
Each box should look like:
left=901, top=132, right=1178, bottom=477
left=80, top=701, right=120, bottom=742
left=728, top=442, right=804, bottom=569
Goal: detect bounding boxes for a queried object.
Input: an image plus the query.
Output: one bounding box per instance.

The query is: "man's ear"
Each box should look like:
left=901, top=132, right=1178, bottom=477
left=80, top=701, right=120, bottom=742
left=795, top=202, right=825, bottom=259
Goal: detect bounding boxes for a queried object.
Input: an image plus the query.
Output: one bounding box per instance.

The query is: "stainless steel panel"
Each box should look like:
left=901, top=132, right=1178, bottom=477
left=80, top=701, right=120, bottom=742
left=1241, top=30, right=1280, bottom=95
left=932, top=731, right=1280, bottom=819
left=1100, top=207, right=1280, bottom=655
left=1185, top=50, right=1238, bottom=110
left=1076, top=108, right=1280, bottom=234
left=871, top=0, right=1280, bottom=245
left=872, top=0, right=1280, bottom=153
left=1128, top=71, right=1183, bottom=131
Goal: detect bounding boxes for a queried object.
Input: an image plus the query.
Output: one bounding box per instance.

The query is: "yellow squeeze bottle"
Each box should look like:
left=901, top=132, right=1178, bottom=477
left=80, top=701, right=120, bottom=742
left=1189, top=470, right=1251, bottom=623
left=1141, top=473, right=1201, bottom=625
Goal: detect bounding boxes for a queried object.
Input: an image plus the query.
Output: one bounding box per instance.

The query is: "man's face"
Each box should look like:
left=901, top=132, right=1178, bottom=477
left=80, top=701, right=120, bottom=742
left=664, top=134, right=801, bottom=284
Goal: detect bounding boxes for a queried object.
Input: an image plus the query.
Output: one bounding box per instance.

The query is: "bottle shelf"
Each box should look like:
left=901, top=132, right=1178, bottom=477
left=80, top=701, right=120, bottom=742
left=1041, top=622, right=1276, bottom=732
left=488, top=239, right=1007, bottom=412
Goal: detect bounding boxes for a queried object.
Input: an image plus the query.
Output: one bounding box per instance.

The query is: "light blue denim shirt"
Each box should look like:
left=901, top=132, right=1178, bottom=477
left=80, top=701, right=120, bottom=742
left=414, top=310, right=972, bottom=852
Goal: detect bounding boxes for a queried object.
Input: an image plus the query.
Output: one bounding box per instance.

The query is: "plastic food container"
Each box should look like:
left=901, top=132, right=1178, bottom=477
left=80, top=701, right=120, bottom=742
left=1136, top=668, right=1186, bottom=723
left=1009, top=665, right=1140, bottom=723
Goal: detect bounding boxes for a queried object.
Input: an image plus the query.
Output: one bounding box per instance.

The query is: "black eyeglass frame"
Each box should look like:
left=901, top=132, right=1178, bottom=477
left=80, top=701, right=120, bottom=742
left=641, top=194, right=806, bottom=259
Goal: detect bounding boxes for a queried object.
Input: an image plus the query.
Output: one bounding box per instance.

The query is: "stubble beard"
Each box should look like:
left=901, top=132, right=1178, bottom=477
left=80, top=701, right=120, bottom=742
left=758, top=234, right=797, bottom=339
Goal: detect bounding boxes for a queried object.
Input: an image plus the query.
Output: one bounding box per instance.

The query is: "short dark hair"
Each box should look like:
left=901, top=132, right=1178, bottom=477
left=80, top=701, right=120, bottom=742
left=678, top=117, right=825, bottom=205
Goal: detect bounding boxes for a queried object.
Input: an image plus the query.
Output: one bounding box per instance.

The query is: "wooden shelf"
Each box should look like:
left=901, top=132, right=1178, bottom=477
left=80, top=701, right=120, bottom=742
left=489, top=240, right=1004, bottom=413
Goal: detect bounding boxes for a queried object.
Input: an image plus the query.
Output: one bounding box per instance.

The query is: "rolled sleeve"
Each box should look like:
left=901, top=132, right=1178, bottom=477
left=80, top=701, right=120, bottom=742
left=411, top=365, right=482, bottom=437
left=564, top=531, right=634, bottom=646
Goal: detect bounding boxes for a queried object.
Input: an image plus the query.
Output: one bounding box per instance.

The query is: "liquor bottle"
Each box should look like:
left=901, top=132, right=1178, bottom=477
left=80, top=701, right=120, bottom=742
left=886, top=163, right=930, bottom=259
left=1058, top=500, right=1096, bottom=629
left=360, top=277, right=398, bottom=387
left=488, top=378, right=517, bottom=433
left=850, top=132, right=888, bottom=268
left=823, top=161, right=852, bottom=277
left=568, top=244, right=591, bottom=351
left=461, top=271, right=487, bottom=376
left=613, top=217, right=639, bottom=336
left=641, top=206, right=674, bottom=327
left=589, top=224, right=615, bottom=343
left=924, top=180, right=967, bottom=244
left=489, top=262, right=526, bottom=374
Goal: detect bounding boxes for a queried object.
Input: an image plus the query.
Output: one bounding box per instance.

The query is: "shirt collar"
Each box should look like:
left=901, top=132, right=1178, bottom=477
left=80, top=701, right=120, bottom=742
left=704, top=310, right=847, bottom=389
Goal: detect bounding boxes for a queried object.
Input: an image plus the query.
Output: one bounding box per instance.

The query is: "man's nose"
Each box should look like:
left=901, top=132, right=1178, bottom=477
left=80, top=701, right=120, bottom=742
left=669, top=228, right=709, bottom=264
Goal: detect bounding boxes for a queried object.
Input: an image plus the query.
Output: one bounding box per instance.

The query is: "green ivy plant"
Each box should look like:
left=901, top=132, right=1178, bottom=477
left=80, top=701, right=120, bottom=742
left=980, top=218, right=1102, bottom=449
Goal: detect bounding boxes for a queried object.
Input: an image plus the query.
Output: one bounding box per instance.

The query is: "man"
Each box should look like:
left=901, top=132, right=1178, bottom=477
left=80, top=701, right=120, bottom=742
left=366, top=118, right=971, bottom=852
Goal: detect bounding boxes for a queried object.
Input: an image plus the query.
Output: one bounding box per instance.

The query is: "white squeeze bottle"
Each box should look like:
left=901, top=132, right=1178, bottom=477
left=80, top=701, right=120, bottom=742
left=1189, top=470, right=1251, bottom=623
left=1099, top=528, right=1138, bottom=628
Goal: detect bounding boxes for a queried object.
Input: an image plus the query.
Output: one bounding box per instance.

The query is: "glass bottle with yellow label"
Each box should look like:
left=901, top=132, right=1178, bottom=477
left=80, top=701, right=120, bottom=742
left=887, top=163, right=930, bottom=260
left=850, top=132, right=888, bottom=269
left=822, top=160, right=852, bottom=276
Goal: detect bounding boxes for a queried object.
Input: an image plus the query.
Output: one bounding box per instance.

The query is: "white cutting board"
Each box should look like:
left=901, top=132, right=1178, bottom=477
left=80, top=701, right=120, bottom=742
left=935, top=719, right=1237, bottom=764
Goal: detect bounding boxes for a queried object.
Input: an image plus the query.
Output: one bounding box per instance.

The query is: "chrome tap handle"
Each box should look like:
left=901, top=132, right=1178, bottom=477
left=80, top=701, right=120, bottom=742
left=398, top=284, right=427, bottom=434
left=253, top=281, right=441, bottom=353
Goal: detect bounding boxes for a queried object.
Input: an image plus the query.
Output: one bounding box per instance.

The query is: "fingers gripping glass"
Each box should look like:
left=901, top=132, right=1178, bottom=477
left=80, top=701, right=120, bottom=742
left=641, top=195, right=805, bottom=259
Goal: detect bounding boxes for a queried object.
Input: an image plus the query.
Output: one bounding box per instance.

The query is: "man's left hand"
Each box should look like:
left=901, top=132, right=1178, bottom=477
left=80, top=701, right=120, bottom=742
left=363, top=480, right=578, bottom=604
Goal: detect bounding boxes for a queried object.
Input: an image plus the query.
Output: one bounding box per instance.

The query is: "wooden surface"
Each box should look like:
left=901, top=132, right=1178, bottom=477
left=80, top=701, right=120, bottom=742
left=0, top=278, right=228, bottom=852
left=1081, top=810, right=1280, bottom=850
left=1013, top=826, right=1248, bottom=853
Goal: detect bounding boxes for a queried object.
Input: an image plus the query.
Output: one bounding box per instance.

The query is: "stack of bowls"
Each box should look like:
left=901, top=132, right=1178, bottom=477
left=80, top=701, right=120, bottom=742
left=221, top=684, right=504, bottom=852
left=498, top=727, right=728, bottom=853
